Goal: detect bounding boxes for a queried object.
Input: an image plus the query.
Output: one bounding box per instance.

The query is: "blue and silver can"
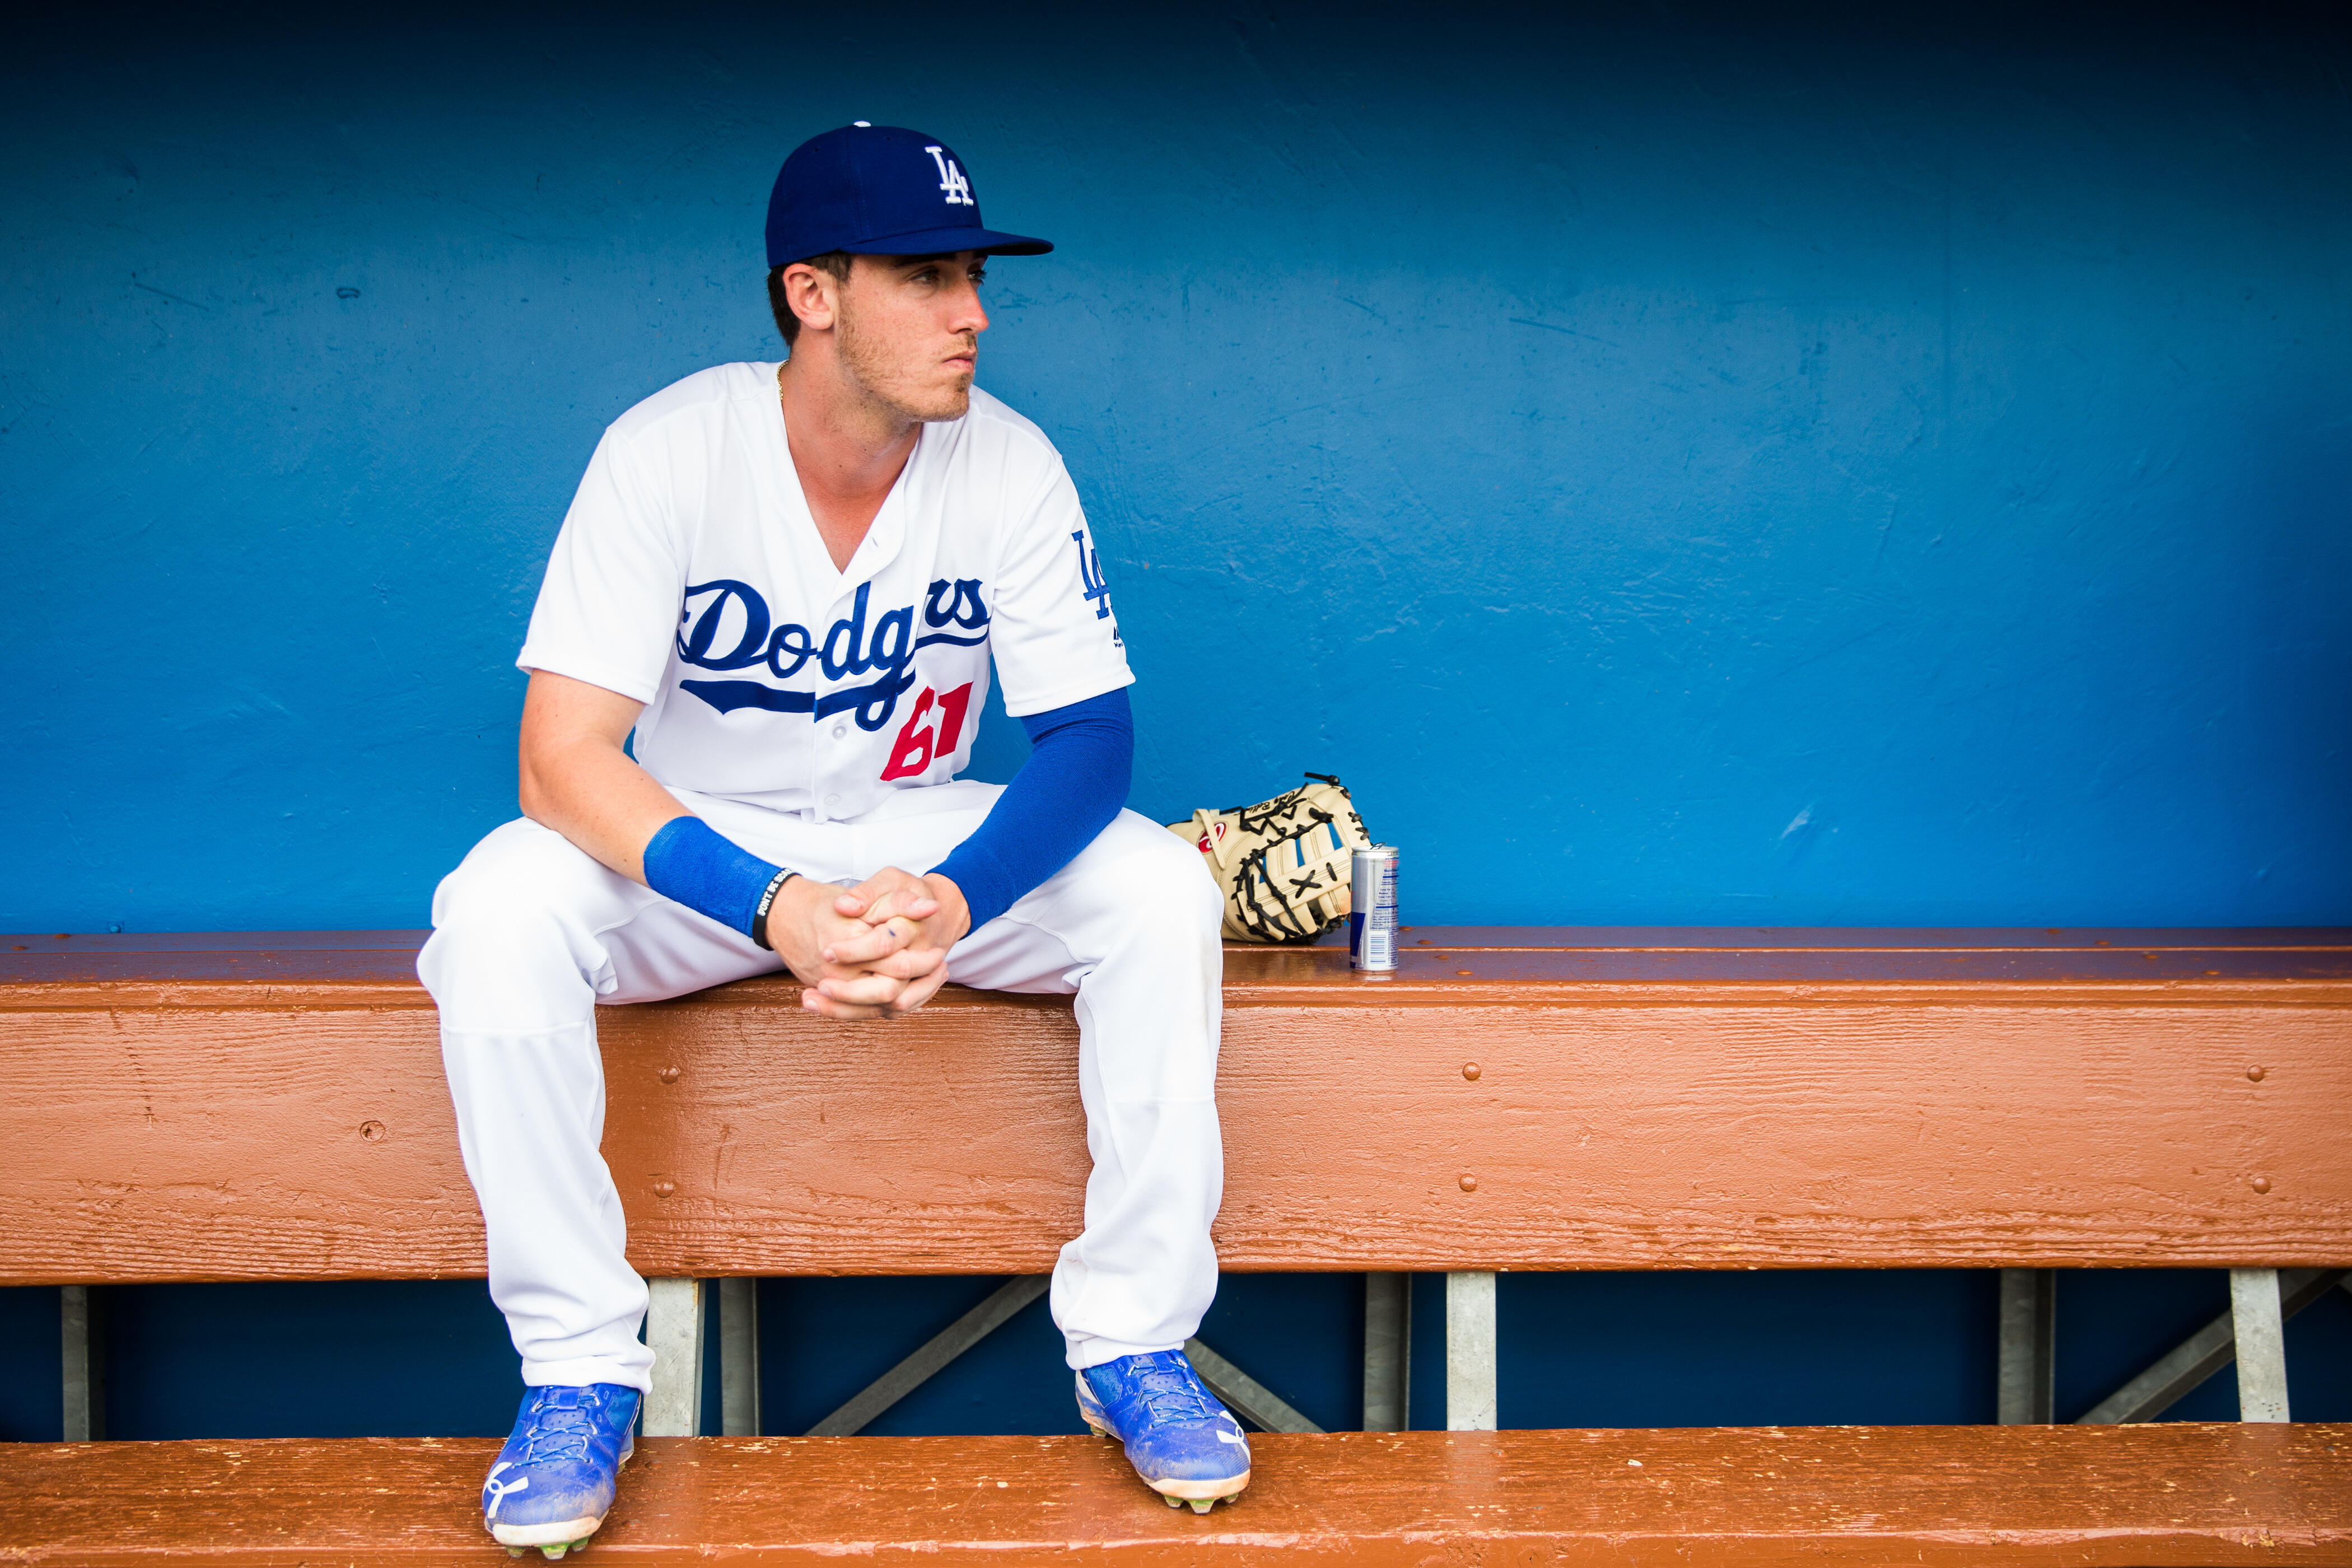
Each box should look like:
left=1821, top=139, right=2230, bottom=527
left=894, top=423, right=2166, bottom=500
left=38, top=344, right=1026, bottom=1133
left=1349, top=844, right=1399, bottom=972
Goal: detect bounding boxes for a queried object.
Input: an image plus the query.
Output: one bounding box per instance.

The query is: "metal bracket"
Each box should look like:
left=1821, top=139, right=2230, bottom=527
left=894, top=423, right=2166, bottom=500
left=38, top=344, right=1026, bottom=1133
left=643, top=1277, right=706, bottom=1436
left=1996, top=1268, right=2056, bottom=1423
left=1362, top=1272, right=1411, bottom=1431
left=61, top=1285, right=104, bottom=1443
left=2230, top=1268, right=2290, bottom=1422
left=720, top=1277, right=760, bottom=1436
left=1446, top=1271, right=1497, bottom=1431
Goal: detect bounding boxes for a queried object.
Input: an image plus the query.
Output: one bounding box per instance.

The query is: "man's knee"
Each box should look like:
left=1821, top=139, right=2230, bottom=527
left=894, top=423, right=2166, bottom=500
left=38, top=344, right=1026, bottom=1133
left=419, top=823, right=615, bottom=1009
left=1088, top=817, right=1223, bottom=945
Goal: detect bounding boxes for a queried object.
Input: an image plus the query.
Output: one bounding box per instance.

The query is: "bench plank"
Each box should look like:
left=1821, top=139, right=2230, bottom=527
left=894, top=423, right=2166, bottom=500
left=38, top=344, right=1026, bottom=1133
left=13, top=927, right=2352, bottom=990
left=2, top=1425, right=2347, bottom=1564
left=6, top=932, right=2349, bottom=1282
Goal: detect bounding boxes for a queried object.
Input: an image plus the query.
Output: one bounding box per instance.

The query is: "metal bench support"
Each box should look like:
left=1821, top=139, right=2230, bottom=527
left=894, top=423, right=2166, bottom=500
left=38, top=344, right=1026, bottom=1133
left=1445, top=1271, right=1497, bottom=1431
left=720, top=1277, right=760, bottom=1436
left=808, top=1276, right=1047, bottom=1436
left=644, top=1277, right=706, bottom=1436
left=2230, top=1268, right=2290, bottom=1422
left=1185, top=1338, right=1323, bottom=1433
left=60, top=1285, right=104, bottom=1443
left=2077, top=1268, right=2344, bottom=1424
left=1996, top=1268, right=2056, bottom=1423
left=801, top=1273, right=1319, bottom=1438
left=1362, top=1271, right=1411, bottom=1431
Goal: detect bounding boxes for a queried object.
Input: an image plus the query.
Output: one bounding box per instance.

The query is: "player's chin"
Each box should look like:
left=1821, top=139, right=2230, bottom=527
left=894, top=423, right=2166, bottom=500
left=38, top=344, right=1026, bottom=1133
left=915, top=374, right=974, bottom=422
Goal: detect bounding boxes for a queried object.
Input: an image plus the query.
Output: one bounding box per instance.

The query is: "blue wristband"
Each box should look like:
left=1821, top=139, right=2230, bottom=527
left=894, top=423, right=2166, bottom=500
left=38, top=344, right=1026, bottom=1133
left=641, top=816, right=792, bottom=945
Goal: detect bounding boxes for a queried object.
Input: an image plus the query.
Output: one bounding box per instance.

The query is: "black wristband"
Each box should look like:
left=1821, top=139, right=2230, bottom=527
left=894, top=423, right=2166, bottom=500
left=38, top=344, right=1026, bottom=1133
left=748, top=869, right=798, bottom=950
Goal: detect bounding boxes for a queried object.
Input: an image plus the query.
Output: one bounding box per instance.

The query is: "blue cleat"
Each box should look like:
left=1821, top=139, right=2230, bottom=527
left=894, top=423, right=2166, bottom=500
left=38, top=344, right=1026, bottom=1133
left=480, top=1383, right=640, bottom=1558
left=1076, top=1350, right=1250, bottom=1512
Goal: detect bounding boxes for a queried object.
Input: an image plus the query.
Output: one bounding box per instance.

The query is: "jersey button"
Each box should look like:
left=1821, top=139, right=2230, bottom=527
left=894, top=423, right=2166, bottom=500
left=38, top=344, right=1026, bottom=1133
left=824, top=792, right=841, bottom=809
left=832, top=723, right=847, bottom=739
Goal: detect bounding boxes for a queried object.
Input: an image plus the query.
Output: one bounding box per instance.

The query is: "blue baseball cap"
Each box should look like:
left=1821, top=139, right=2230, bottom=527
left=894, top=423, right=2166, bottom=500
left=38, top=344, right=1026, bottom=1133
left=766, top=123, right=1052, bottom=268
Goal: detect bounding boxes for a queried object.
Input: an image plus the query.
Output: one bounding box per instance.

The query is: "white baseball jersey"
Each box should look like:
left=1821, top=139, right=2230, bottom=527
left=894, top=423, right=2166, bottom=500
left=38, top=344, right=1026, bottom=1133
left=518, top=362, right=1133, bottom=822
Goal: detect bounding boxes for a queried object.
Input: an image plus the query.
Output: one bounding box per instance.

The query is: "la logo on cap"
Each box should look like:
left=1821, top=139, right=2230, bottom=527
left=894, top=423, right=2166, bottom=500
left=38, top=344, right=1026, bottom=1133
left=925, top=147, right=974, bottom=207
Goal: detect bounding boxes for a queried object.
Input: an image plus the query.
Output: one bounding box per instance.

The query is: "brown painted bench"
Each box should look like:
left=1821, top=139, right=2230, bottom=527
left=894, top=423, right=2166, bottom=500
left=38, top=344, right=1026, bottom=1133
left=4, top=927, right=2350, bottom=1562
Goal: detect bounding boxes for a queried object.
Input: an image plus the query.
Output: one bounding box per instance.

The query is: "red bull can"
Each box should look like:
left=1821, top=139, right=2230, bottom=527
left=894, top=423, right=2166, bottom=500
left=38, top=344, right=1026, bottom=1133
left=1349, top=845, right=1399, bottom=972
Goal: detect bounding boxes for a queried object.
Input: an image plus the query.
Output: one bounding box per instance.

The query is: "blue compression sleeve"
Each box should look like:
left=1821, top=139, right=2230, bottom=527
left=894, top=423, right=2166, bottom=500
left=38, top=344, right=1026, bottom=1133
left=641, top=815, right=788, bottom=944
left=930, top=687, right=1135, bottom=932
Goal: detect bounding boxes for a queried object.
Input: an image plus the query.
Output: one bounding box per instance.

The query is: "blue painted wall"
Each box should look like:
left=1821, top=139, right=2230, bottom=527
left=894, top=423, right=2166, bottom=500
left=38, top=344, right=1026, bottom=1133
left=4, top=1, right=2349, bottom=1444
left=7, top=1, right=2347, bottom=930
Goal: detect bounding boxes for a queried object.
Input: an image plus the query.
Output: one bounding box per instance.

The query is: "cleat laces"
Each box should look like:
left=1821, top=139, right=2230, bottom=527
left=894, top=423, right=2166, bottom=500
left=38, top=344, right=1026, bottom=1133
left=515, top=1395, right=598, bottom=1466
left=1131, top=1358, right=1219, bottom=1425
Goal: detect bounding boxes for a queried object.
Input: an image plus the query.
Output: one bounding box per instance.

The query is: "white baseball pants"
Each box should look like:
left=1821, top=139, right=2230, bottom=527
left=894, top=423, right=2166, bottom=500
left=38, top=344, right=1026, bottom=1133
left=418, top=779, right=1225, bottom=1393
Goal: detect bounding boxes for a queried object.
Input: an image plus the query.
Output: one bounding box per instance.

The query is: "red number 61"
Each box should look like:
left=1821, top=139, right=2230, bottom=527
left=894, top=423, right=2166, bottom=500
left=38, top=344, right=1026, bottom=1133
left=880, top=683, right=974, bottom=781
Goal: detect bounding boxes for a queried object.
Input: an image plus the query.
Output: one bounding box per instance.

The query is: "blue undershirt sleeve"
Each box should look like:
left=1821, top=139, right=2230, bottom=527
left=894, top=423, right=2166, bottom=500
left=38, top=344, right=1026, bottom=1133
left=928, top=687, right=1135, bottom=932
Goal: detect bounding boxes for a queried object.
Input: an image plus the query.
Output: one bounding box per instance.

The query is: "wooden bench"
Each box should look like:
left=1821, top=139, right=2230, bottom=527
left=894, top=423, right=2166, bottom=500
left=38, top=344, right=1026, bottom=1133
left=4, top=926, right=2350, bottom=1563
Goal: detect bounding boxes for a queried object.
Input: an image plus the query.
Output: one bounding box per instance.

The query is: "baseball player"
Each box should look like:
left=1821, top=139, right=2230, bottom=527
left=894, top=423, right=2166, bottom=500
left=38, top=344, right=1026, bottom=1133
left=419, top=125, right=1247, bottom=1557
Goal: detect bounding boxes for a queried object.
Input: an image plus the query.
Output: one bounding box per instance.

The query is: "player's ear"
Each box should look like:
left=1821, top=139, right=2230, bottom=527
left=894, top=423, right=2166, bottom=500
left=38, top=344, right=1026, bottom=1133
left=781, top=260, right=842, bottom=335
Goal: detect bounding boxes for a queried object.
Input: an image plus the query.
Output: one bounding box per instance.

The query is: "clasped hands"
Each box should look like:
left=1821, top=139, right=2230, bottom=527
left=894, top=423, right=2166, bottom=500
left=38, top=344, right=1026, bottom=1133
left=764, top=867, right=971, bottom=1020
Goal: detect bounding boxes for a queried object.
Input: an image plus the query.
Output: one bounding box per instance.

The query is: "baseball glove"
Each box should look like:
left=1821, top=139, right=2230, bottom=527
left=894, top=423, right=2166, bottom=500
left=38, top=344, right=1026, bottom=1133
left=1167, top=772, right=1373, bottom=944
